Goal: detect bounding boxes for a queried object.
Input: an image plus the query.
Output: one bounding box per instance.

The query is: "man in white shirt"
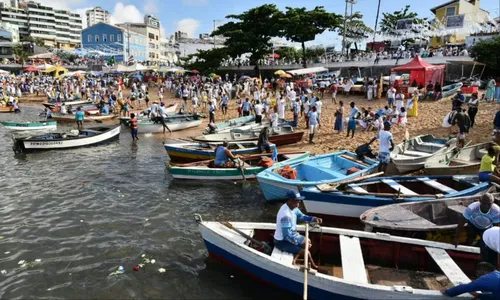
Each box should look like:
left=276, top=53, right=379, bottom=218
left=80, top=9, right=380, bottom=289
left=482, top=227, right=500, bottom=268
left=254, top=100, right=264, bottom=124
left=278, top=97, right=286, bottom=121
left=387, top=85, right=396, bottom=108
left=314, top=98, right=322, bottom=126
left=368, top=122, right=394, bottom=173
left=269, top=107, right=279, bottom=127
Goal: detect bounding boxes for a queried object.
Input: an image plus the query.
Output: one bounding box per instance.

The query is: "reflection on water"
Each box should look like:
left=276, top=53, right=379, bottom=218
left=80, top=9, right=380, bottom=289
left=0, top=105, right=286, bottom=299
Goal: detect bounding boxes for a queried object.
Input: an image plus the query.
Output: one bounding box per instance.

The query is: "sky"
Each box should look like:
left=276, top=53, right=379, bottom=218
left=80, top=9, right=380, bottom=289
left=37, top=0, right=500, bottom=47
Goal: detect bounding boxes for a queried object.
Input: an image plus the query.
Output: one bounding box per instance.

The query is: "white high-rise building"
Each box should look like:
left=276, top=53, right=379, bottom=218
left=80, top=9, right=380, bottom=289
left=0, top=0, right=82, bottom=49
left=86, top=6, right=110, bottom=27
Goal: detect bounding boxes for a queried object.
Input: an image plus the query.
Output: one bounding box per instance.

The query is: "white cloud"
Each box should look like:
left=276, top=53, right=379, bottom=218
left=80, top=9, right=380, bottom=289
left=144, top=0, right=158, bottom=15
left=109, top=2, right=144, bottom=25
left=175, top=18, right=200, bottom=38
left=182, top=0, right=208, bottom=7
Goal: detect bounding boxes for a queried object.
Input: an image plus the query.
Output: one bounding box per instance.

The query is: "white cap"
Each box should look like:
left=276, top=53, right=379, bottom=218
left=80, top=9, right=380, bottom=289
left=483, top=227, right=500, bottom=253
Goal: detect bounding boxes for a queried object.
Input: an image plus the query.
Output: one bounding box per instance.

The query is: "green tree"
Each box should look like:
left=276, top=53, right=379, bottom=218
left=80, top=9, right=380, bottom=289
left=338, top=12, right=374, bottom=53
left=22, top=36, right=45, bottom=47
left=279, top=6, right=342, bottom=67
left=304, top=47, right=326, bottom=62
left=212, top=4, right=283, bottom=73
left=470, top=36, right=500, bottom=73
left=12, top=44, right=30, bottom=68
left=274, top=47, right=301, bottom=64
left=182, top=48, right=229, bottom=74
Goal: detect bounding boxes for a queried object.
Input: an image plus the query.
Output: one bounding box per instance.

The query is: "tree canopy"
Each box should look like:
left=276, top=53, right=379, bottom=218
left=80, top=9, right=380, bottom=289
left=181, top=48, right=229, bottom=74
left=470, top=36, right=500, bottom=72
left=338, top=12, right=374, bottom=52
left=279, top=6, right=342, bottom=67
left=380, top=5, right=424, bottom=34
left=12, top=44, right=29, bottom=67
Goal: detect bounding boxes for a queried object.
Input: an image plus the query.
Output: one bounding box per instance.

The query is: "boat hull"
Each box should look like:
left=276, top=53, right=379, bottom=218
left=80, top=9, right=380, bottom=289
left=50, top=113, right=116, bottom=122
left=0, top=121, right=57, bottom=131
left=424, top=164, right=479, bottom=176
left=134, top=120, right=202, bottom=134
left=13, top=126, right=121, bottom=153
left=194, top=132, right=304, bottom=146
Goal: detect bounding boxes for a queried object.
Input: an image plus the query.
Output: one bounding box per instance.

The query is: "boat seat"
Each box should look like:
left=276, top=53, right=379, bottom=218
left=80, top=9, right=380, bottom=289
left=448, top=205, right=466, bottom=215
left=348, top=184, right=369, bottom=194
left=418, top=177, right=457, bottom=194
left=302, top=163, right=346, bottom=179
left=381, top=179, right=418, bottom=196
left=235, top=143, right=245, bottom=149
left=425, top=247, right=470, bottom=286
left=340, top=235, right=369, bottom=284
left=401, top=150, right=430, bottom=157
left=271, top=247, right=294, bottom=265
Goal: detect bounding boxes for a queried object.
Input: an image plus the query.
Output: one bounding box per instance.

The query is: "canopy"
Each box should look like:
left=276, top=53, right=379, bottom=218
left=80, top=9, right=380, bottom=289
left=391, top=56, right=445, bottom=87
left=23, top=66, right=39, bottom=72
left=391, top=56, right=445, bottom=71
left=274, top=70, right=285, bottom=75
left=287, top=67, right=328, bottom=76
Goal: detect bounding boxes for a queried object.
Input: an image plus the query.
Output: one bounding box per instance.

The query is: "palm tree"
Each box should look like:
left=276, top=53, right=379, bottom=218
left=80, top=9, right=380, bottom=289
left=12, top=44, right=29, bottom=68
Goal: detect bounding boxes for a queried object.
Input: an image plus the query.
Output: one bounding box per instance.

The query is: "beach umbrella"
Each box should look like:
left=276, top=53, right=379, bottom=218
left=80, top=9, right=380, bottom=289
left=209, top=73, right=217, bottom=77
left=36, top=63, right=54, bottom=70
left=214, top=75, right=221, bottom=79
left=280, top=73, right=292, bottom=79
left=274, top=70, right=286, bottom=75
left=191, top=70, right=200, bottom=74
left=130, top=73, right=143, bottom=80
left=23, top=66, right=39, bottom=73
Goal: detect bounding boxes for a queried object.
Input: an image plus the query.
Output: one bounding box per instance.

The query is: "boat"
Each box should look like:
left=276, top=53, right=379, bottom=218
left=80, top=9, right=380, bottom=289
left=424, top=143, right=489, bottom=175
left=257, top=151, right=379, bottom=201
left=391, top=135, right=452, bottom=173
left=45, top=98, right=92, bottom=107
left=164, top=141, right=277, bottom=163
left=203, top=115, right=255, bottom=134
left=118, top=115, right=202, bottom=133
left=211, top=120, right=297, bottom=134
left=0, top=120, right=57, bottom=131
left=50, top=113, right=117, bottom=122
left=0, top=106, right=14, bottom=113
left=43, top=102, right=99, bottom=113
left=300, top=175, right=490, bottom=219
left=193, top=126, right=304, bottom=146
left=360, top=192, right=500, bottom=244
left=167, top=151, right=310, bottom=180
left=196, top=215, right=480, bottom=299
left=442, top=83, right=463, bottom=98
left=12, top=125, right=121, bottom=153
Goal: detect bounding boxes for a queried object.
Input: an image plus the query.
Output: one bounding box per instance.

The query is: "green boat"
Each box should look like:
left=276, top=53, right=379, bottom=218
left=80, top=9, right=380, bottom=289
left=0, top=120, right=57, bottom=131
left=167, top=151, right=310, bottom=180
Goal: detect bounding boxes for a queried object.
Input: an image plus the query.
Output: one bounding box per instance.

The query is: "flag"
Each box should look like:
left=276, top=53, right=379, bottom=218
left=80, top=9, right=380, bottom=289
left=127, top=55, right=135, bottom=65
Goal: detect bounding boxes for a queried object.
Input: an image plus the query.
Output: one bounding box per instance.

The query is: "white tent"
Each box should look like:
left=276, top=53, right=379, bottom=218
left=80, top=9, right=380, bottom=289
left=29, top=52, right=53, bottom=59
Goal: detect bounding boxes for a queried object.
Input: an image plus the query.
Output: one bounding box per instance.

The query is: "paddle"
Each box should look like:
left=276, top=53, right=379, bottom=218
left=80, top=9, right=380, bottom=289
left=219, top=221, right=272, bottom=253
left=303, top=223, right=310, bottom=300
left=237, top=158, right=251, bottom=189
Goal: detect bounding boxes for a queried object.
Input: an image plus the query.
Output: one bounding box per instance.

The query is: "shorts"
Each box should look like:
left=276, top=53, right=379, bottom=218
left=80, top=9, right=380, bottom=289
left=478, top=171, right=492, bottom=182
left=379, top=152, right=391, bottom=164
left=123, top=105, right=129, bottom=112
left=388, top=97, right=395, bottom=106
left=309, top=124, right=318, bottom=134
left=222, top=104, right=228, bottom=109
left=182, top=96, right=188, bottom=101
left=320, top=87, right=325, bottom=93
left=274, top=239, right=302, bottom=255
left=259, top=144, right=271, bottom=153
left=332, top=92, right=337, bottom=98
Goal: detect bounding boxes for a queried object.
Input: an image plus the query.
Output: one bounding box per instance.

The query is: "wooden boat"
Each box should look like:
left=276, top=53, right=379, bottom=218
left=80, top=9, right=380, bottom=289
left=43, top=103, right=99, bottom=114
left=300, top=175, right=490, bottom=219
left=212, top=120, right=296, bottom=134
left=50, top=112, right=117, bottom=122
left=0, top=106, right=14, bottom=113
left=164, top=141, right=277, bottom=163
left=12, top=125, right=121, bottom=153
left=0, top=120, right=57, bottom=131
left=118, top=115, right=202, bottom=133
left=167, top=151, right=310, bottom=180
left=193, top=126, right=304, bottom=146
left=45, top=98, right=92, bottom=107
left=391, top=135, right=452, bottom=173
left=360, top=192, right=500, bottom=244
left=424, top=143, right=489, bottom=175
left=196, top=215, right=480, bottom=299
left=203, top=115, right=255, bottom=134
left=442, top=83, right=463, bottom=98
left=257, top=151, right=379, bottom=201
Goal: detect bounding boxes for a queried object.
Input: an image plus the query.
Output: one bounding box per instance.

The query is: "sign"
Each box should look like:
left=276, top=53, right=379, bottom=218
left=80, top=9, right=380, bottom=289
left=145, top=15, right=160, bottom=29
left=466, top=34, right=497, bottom=48
left=396, top=18, right=414, bottom=31
left=446, top=14, right=464, bottom=28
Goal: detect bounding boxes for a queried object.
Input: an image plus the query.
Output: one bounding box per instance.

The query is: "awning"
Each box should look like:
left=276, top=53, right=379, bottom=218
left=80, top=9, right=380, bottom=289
left=287, top=67, right=328, bottom=76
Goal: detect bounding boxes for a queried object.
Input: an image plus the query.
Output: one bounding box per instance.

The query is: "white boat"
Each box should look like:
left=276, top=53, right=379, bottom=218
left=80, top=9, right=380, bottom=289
left=119, top=116, right=202, bottom=134
left=424, top=143, right=489, bottom=175
left=50, top=113, right=117, bottom=122
left=391, top=135, right=453, bottom=173
left=196, top=216, right=479, bottom=299
left=12, top=125, right=121, bottom=153
left=0, top=120, right=57, bottom=131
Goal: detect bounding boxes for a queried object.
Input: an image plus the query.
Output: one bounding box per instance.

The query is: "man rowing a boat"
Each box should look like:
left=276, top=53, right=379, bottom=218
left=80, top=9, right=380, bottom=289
left=214, top=141, right=240, bottom=167
left=274, top=191, right=322, bottom=268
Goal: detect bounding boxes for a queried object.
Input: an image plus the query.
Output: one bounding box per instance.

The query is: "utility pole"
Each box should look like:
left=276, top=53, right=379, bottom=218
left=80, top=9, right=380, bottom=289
left=341, top=0, right=356, bottom=56
left=213, top=20, right=216, bottom=49
left=372, top=0, right=382, bottom=51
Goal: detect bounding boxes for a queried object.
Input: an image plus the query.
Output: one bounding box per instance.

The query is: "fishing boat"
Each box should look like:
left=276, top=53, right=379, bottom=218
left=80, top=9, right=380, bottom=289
left=424, top=143, right=489, bottom=175
left=257, top=151, right=379, bottom=201
left=391, top=135, right=452, bottom=173
left=167, top=151, right=309, bottom=180
left=0, top=106, right=14, bottom=113
left=196, top=215, right=480, bottom=299
left=43, top=102, right=99, bottom=113
left=211, top=120, right=297, bottom=134
left=45, top=98, right=92, bottom=107
left=360, top=192, right=499, bottom=243
left=164, top=141, right=277, bottom=163
left=441, top=83, right=463, bottom=98
left=301, top=175, right=490, bottom=219
left=50, top=112, right=117, bottom=122
left=203, top=115, right=255, bottom=134
left=193, top=126, right=304, bottom=146
left=12, top=125, right=121, bottom=153
left=118, top=115, right=202, bottom=133
left=0, top=120, right=57, bottom=131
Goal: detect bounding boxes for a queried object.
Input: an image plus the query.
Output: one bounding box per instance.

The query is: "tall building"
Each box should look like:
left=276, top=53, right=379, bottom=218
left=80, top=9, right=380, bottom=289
left=82, top=23, right=148, bottom=62
left=0, top=0, right=18, bottom=8
left=86, top=6, right=110, bottom=27
left=0, top=21, right=19, bottom=59
left=116, top=15, right=162, bottom=62
left=0, top=0, right=82, bottom=49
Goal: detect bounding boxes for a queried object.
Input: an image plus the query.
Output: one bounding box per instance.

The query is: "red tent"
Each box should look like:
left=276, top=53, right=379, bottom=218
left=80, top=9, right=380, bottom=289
left=23, top=66, right=39, bottom=73
left=391, top=56, right=445, bottom=87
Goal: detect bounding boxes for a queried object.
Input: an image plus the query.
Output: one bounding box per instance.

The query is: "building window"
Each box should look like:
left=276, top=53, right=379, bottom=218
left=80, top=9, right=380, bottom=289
left=110, top=35, right=114, bottom=42
left=117, top=34, right=121, bottom=42
left=95, top=35, right=99, bottom=42
left=88, top=34, right=91, bottom=42
left=445, top=6, right=456, bottom=17
left=103, top=34, right=107, bottom=42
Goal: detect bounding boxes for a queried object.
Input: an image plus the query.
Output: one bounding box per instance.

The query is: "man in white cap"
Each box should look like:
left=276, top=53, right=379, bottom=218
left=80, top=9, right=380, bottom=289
left=274, top=190, right=322, bottom=268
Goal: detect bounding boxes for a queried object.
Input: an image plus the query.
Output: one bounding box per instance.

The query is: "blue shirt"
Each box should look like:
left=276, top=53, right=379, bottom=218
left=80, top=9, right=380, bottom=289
left=308, top=111, right=319, bottom=126
left=463, top=202, right=500, bottom=230
left=209, top=104, right=215, bottom=113
left=102, top=106, right=109, bottom=115
left=293, top=102, right=300, bottom=114
left=349, top=107, right=359, bottom=121
left=280, top=207, right=314, bottom=245
left=445, top=271, right=500, bottom=299
left=242, top=101, right=251, bottom=112
left=221, top=95, right=228, bottom=105
left=75, top=111, right=85, bottom=121
left=214, top=146, right=228, bottom=165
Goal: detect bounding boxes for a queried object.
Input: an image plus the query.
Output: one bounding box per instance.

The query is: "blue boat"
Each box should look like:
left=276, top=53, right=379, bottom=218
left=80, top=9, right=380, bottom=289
left=257, top=150, right=379, bottom=201
left=301, top=175, right=491, bottom=219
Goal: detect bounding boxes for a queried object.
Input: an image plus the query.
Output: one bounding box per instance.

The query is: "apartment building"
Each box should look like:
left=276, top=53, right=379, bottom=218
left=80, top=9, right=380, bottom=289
left=116, top=15, right=162, bottom=62
left=0, top=0, right=82, bottom=49
left=86, top=6, right=110, bottom=27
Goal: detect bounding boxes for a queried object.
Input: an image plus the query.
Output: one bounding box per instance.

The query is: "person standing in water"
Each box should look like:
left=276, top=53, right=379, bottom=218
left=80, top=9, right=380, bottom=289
left=75, top=107, right=85, bottom=130
left=129, top=113, right=139, bottom=141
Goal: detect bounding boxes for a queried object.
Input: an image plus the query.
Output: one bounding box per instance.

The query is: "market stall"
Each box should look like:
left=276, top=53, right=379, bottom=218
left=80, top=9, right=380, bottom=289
left=391, top=56, right=445, bottom=95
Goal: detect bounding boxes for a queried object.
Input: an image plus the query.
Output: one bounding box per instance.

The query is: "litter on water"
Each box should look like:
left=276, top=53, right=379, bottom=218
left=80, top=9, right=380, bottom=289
left=4, top=251, right=10, bottom=254
left=158, top=268, right=166, bottom=273
left=1, top=270, right=6, bottom=275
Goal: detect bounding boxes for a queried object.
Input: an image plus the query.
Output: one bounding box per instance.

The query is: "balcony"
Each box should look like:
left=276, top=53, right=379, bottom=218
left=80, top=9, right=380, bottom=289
left=29, top=20, right=55, bottom=27
left=27, top=7, right=55, bottom=14
left=30, top=32, right=56, bottom=40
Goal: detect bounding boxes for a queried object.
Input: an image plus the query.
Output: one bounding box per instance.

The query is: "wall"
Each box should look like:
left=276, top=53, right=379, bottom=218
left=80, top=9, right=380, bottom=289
left=82, top=23, right=125, bottom=61
left=126, top=31, right=147, bottom=62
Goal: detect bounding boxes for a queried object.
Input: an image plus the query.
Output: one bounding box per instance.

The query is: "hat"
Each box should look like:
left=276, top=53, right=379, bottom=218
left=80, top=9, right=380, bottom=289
left=286, top=190, right=305, bottom=200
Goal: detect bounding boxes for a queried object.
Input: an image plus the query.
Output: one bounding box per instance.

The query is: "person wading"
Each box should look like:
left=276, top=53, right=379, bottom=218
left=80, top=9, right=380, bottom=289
left=129, top=113, right=139, bottom=141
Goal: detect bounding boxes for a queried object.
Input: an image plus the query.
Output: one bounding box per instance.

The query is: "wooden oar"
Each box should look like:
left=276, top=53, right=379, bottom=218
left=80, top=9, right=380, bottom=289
left=303, top=223, right=309, bottom=300
left=316, top=171, right=385, bottom=192
left=237, top=158, right=251, bottom=189
left=219, top=222, right=272, bottom=252
left=340, top=154, right=370, bottom=167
